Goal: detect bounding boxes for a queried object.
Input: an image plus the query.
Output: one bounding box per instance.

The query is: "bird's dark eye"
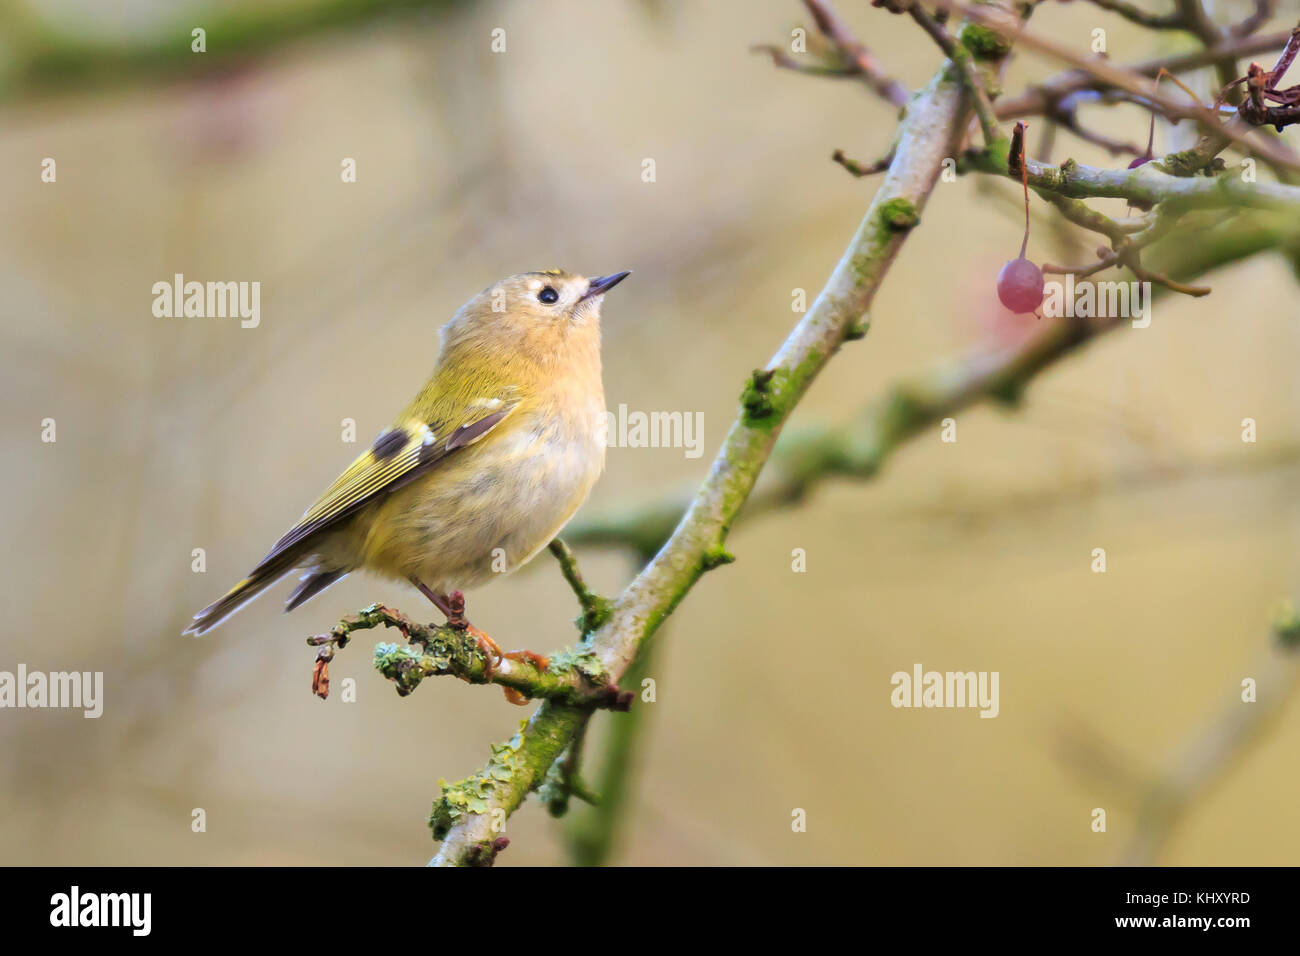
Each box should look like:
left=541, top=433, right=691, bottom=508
left=538, top=286, right=559, bottom=304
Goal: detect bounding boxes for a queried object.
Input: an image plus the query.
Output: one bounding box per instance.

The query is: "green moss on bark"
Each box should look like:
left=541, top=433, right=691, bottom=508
left=958, top=23, right=1012, bottom=59
left=879, top=197, right=920, bottom=233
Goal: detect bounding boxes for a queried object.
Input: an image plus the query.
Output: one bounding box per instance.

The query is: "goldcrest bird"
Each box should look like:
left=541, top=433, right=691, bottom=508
left=184, top=269, right=629, bottom=649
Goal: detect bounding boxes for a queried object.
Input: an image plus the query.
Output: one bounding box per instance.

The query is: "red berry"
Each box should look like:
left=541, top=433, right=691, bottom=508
left=997, top=257, right=1044, bottom=313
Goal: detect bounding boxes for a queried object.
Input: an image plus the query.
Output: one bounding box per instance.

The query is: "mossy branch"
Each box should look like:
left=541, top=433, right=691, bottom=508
left=307, top=603, right=631, bottom=710
left=562, top=628, right=662, bottom=866
left=909, top=5, right=1003, bottom=148
left=0, top=0, right=466, bottom=99
left=547, top=538, right=613, bottom=637
left=964, top=148, right=1300, bottom=214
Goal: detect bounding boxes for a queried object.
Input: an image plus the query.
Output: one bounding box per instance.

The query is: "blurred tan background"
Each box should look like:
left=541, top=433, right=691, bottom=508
left=2, top=0, right=1298, bottom=865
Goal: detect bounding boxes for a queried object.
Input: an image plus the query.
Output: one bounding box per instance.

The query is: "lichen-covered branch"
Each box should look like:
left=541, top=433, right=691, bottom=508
left=965, top=149, right=1300, bottom=214
left=560, top=624, right=665, bottom=867
left=308, top=603, right=632, bottom=710
left=539, top=717, right=599, bottom=819
left=428, top=2, right=1020, bottom=866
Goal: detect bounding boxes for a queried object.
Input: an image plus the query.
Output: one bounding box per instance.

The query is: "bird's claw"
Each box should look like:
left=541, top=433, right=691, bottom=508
left=504, top=649, right=550, bottom=671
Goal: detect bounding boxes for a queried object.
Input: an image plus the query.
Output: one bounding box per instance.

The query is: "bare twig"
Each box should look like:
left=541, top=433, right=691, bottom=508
left=996, top=28, right=1296, bottom=120
left=753, top=0, right=910, bottom=107
left=909, top=3, right=1003, bottom=147
left=1175, top=0, right=1240, bottom=93
left=833, top=147, right=895, bottom=176
left=1082, top=0, right=1183, bottom=31
left=803, top=0, right=910, bottom=106
left=750, top=44, right=859, bottom=77
left=1232, top=2, right=1277, bottom=39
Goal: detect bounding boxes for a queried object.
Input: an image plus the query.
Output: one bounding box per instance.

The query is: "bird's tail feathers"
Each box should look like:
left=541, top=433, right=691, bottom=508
left=183, top=552, right=300, bottom=636
left=284, top=568, right=345, bottom=612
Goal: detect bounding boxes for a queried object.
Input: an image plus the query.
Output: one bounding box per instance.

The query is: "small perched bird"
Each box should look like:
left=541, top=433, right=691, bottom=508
left=184, top=269, right=629, bottom=658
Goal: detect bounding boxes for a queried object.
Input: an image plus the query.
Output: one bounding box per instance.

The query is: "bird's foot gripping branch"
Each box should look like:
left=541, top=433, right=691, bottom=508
left=305, top=537, right=629, bottom=708
left=298, top=538, right=629, bottom=863
left=306, top=602, right=632, bottom=710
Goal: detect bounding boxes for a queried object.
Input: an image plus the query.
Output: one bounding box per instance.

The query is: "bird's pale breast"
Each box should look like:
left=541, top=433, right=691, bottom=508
left=344, top=400, right=605, bottom=593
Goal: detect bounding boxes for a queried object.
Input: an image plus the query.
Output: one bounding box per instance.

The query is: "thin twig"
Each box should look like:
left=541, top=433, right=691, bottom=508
left=1082, top=0, right=1183, bottom=31
left=548, top=538, right=613, bottom=636
left=995, top=28, right=1296, bottom=120
left=1232, top=2, right=1276, bottom=39
left=1041, top=95, right=1143, bottom=157
left=752, top=0, right=910, bottom=106
left=803, top=0, right=910, bottom=106
left=833, top=147, right=895, bottom=176
left=909, top=3, right=1003, bottom=147
left=750, top=44, right=859, bottom=77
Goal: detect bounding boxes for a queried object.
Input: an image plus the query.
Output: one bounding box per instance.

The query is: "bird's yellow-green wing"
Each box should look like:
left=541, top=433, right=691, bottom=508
left=256, top=397, right=517, bottom=569
left=182, top=390, right=518, bottom=635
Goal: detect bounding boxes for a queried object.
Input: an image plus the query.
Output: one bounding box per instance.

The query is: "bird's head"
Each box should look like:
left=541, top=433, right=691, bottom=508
left=439, top=269, right=631, bottom=373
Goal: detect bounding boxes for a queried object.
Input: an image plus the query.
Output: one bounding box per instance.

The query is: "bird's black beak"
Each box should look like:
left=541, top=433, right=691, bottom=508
left=579, top=271, right=631, bottom=302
